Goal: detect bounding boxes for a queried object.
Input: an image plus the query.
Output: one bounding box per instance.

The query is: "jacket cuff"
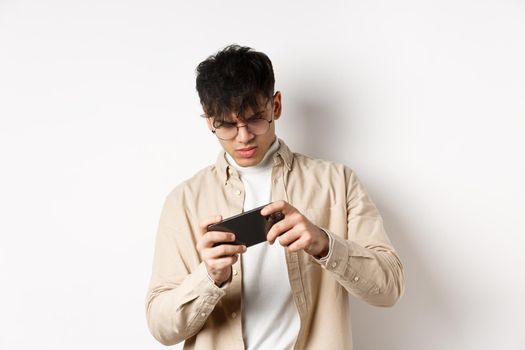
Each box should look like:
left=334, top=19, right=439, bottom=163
left=184, top=263, right=227, bottom=328
left=316, top=230, right=349, bottom=276
left=313, top=231, right=376, bottom=275
left=193, top=263, right=228, bottom=298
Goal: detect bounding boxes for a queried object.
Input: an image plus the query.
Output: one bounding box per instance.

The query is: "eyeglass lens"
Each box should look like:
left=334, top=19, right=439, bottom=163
left=215, top=118, right=271, bottom=140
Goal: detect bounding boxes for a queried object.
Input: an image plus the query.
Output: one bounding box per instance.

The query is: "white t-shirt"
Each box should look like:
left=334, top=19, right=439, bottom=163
left=226, top=139, right=300, bottom=350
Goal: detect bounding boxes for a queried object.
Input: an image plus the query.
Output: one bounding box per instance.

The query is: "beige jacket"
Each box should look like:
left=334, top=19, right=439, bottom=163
left=146, top=139, right=405, bottom=349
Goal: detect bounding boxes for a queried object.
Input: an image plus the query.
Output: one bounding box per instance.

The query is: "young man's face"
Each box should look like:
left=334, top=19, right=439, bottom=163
left=206, top=92, right=282, bottom=167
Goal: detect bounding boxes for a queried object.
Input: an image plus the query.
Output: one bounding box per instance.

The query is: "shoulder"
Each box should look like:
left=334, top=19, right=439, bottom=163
left=289, top=152, right=361, bottom=192
left=291, top=151, right=354, bottom=177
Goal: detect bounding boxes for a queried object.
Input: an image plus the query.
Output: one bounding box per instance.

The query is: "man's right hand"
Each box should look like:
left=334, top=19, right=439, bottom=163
left=197, top=215, right=247, bottom=286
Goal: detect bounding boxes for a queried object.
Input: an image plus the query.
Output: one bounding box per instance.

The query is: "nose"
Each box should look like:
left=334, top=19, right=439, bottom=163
left=236, top=124, right=255, bottom=143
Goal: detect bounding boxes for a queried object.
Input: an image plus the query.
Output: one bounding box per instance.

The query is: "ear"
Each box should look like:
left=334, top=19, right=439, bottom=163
left=273, top=91, right=282, bottom=120
left=205, top=116, right=214, bottom=131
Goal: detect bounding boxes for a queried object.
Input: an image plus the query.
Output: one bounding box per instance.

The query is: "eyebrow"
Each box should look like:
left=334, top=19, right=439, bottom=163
left=222, top=111, right=265, bottom=124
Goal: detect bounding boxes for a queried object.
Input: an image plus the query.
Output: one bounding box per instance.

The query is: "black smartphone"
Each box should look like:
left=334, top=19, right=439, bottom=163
left=207, top=204, right=284, bottom=247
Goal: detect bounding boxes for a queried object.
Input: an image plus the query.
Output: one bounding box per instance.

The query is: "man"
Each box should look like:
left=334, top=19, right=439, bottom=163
left=146, top=44, right=405, bottom=349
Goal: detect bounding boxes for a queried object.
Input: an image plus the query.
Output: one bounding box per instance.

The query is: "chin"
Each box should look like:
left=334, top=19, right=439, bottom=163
left=236, top=157, right=261, bottom=167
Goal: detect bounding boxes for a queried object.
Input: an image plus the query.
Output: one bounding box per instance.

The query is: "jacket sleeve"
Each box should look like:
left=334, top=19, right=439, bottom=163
left=316, top=167, right=405, bottom=307
left=145, top=194, right=226, bottom=346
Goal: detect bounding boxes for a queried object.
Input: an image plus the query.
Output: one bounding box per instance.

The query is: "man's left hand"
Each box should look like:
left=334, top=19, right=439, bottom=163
left=261, top=200, right=329, bottom=258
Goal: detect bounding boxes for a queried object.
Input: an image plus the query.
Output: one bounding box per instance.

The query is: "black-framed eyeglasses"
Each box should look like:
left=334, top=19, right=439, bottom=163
left=209, top=116, right=274, bottom=140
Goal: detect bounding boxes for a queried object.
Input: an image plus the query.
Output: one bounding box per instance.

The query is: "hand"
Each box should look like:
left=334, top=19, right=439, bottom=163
left=261, top=201, right=329, bottom=258
left=197, top=215, right=247, bottom=286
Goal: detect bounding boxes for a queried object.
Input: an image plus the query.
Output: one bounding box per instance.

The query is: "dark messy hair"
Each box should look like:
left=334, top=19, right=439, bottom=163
left=196, top=44, right=275, bottom=126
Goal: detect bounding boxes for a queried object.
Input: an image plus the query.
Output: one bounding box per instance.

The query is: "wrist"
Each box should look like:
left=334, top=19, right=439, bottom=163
left=314, top=228, right=330, bottom=259
left=207, top=268, right=231, bottom=287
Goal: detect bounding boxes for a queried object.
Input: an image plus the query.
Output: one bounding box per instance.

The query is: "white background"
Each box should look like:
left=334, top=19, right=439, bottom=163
left=1, top=0, right=524, bottom=349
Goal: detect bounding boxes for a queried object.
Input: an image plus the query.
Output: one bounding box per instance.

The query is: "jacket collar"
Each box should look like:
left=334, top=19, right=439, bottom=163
left=215, top=138, right=293, bottom=184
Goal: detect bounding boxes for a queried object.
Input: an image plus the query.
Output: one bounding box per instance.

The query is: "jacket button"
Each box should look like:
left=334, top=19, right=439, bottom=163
left=235, top=190, right=241, bottom=195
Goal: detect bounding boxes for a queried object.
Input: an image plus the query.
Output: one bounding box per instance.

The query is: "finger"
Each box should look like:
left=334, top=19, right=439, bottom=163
left=209, top=244, right=246, bottom=258
left=197, top=231, right=233, bottom=251
left=199, top=215, right=223, bottom=234
left=207, top=255, right=239, bottom=271
left=286, top=235, right=312, bottom=253
left=201, top=231, right=236, bottom=248
left=267, top=214, right=299, bottom=244
left=260, top=200, right=292, bottom=216
left=277, top=227, right=305, bottom=247
left=201, top=246, right=246, bottom=264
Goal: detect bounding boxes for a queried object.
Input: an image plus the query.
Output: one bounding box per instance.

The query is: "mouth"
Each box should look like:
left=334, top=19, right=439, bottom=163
left=235, top=146, right=258, bottom=158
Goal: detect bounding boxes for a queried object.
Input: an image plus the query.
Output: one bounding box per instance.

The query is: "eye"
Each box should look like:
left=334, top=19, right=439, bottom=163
left=247, top=117, right=263, bottom=125
left=246, top=113, right=265, bottom=124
